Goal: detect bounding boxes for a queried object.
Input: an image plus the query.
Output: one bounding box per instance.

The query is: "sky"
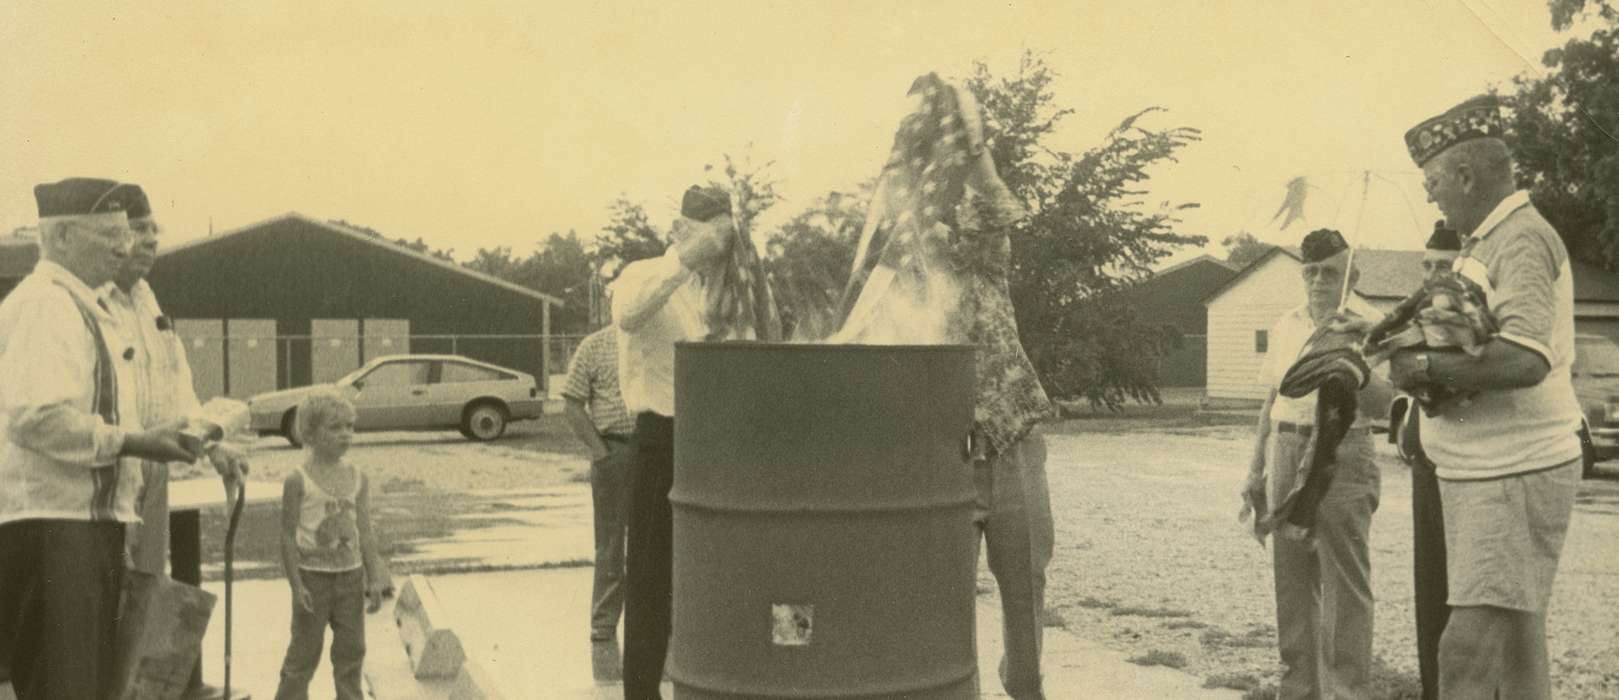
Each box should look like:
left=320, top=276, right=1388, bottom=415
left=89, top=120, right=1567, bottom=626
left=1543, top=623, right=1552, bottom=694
left=0, top=0, right=1597, bottom=267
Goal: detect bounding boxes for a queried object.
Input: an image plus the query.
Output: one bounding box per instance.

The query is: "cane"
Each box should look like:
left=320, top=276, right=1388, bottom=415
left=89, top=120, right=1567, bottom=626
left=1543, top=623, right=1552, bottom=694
left=223, top=479, right=245, bottom=700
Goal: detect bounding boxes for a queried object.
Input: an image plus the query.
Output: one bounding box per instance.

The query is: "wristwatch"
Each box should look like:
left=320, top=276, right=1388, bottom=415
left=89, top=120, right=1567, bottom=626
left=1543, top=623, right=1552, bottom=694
left=1411, top=352, right=1432, bottom=385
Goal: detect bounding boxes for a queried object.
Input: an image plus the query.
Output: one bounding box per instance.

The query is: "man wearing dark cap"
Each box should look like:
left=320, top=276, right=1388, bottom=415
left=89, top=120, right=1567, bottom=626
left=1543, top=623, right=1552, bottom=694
left=1396, top=96, right=1582, bottom=700
left=1242, top=228, right=1391, bottom=700
left=103, top=186, right=249, bottom=577
left=610, top=183, right=750, bottom=699
left=0, top=178, right=198, bottom=698
left=1385, top=220, right=1462, bottom=700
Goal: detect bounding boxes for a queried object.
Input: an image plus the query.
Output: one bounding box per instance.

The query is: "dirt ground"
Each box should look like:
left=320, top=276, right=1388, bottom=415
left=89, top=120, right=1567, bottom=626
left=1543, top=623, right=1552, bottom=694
left=1041, top=412, right=1619, bottom=699
left=217, top=403, right=1619, bottom=699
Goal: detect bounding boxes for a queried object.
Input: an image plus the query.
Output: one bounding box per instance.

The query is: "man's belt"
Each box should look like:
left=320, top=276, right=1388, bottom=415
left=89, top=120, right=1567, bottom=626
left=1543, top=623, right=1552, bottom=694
left=1276, top=421, right=1371, bottom=438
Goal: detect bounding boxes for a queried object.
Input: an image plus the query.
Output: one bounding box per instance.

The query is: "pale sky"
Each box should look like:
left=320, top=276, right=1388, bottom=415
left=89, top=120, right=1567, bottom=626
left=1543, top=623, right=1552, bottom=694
left=0, top=1, right=1592, bottom=265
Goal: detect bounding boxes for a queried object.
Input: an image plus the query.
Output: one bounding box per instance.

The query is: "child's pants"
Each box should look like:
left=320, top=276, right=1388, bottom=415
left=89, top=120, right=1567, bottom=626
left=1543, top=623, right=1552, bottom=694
left=275, top=568, right=365, bottom=700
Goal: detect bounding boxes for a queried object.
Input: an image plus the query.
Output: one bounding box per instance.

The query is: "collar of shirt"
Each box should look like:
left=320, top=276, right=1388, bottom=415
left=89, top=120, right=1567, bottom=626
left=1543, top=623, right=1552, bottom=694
left=1467, top=190, right=1531, bottom=242
left=34, top=260, right=114, bottom=320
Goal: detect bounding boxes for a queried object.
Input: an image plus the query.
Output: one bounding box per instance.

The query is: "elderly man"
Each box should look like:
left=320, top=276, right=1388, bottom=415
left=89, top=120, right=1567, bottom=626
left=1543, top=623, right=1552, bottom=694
left=105, top=186, right=248, bottom=577
left=1397, top=96, right=1583, bottom=700
left=562, top=321, right=636, bottom=646
left=1392, top=221, right=1461, bottom=700
left=0, top=178, right=197, bottom=698
left=1243, top=228, right=1393, bottom=700
left=611, top=184, right=752, bottom=699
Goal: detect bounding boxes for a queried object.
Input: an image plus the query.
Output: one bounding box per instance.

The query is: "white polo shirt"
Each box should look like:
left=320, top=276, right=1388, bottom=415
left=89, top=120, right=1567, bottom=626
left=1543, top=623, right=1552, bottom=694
left=610, top=250, right=752, bottom=418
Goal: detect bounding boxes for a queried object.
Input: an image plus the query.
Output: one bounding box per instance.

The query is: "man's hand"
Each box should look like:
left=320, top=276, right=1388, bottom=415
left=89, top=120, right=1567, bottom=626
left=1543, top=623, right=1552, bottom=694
left=1325, top=312, right=1376, bottom=335
left=675, top=220, right=732, bottom=271
left=207, top=442, right=250, bottom=483
left=122, top=419, right=198, bottom=463
left=1241, top=468, right=1266, bottom=514
left=589, top=443, right=611, bottom=462
left=1389, top=350, right=1429, bottom=392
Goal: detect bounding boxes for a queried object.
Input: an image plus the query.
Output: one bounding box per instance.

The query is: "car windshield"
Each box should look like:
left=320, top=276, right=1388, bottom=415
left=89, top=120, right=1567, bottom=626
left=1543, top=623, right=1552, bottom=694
left=1576, top=338, right=1619, bottom=378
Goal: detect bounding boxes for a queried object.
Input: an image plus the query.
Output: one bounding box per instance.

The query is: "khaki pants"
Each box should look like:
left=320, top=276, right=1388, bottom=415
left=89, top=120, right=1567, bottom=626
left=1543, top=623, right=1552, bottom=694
left=1269, top=430, right=1379, bottom=700
left=973, top=429, right=1054, bottom=700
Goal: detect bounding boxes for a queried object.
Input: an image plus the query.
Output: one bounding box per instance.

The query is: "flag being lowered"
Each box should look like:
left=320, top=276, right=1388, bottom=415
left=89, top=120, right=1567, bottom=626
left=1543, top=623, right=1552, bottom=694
left=1270, top=176, right=1310, bottom=231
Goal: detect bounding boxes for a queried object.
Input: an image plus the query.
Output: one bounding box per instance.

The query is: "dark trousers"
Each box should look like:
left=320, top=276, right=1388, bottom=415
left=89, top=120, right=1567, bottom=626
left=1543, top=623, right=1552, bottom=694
left=1411, top=455, right=1449, bottom=700
left=623, top=412, right=674, bottom=700
left=591, top=437, right=635, bottom=639
left=0, top=519, right=126, bottom=700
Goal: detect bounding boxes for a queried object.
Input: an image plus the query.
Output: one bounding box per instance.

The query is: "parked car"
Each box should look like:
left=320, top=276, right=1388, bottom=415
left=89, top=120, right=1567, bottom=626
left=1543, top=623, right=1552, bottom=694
left=1573, top=334, right=1619, bottom=476
left=248, top=354, right=545, bottom=445
left=1386, top=334, right=1619, bottom=478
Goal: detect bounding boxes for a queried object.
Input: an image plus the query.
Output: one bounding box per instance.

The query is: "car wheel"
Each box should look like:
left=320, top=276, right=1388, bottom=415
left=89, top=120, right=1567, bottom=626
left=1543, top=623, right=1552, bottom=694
left=462, top=402, right=508, bottom=441
left=282, top=409, right=302, bottom=449
left=1579, top=422, right=1596, bottom=479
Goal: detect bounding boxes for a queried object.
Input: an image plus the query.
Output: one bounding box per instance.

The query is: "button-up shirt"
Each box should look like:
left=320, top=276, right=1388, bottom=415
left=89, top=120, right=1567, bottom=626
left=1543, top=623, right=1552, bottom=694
left=0, top=260, right=143, bottom=524
left=1258, top=299, right=1386, bottom=429
left=563, top=327, right=636, bottom=437
left=103, top=279, right=201, bottom=430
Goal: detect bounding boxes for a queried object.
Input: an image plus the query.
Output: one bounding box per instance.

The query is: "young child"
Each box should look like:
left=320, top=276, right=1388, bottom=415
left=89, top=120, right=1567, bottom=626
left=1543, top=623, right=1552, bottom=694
left=274, top=390, right=390, bottom=700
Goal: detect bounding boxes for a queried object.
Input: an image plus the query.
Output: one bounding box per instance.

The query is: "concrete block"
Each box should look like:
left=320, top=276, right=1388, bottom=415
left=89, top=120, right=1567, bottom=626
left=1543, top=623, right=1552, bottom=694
left=394, top=575, right=466, bottom=679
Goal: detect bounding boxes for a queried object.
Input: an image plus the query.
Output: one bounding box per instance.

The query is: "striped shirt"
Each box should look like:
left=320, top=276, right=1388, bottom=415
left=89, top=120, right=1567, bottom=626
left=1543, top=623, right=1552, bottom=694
left=103, top=279, right=201, bottom=434
left=563, top=328, right=635, bottom=437
left=0, top=260, right=143, bottom=524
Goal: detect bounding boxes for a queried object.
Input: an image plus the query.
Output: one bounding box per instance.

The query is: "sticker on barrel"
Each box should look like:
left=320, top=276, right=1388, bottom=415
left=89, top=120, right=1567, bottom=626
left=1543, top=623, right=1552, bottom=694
left=771, top=604, right=813, bottom=646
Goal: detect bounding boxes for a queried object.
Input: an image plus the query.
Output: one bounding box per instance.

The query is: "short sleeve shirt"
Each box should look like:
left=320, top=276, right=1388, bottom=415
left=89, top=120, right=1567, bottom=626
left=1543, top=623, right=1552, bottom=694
left=1425, top=192, right=1582, bottom=479
left=1258, top=298, right=1385, bottom=428
left=562, top=328, right=635, bottom=437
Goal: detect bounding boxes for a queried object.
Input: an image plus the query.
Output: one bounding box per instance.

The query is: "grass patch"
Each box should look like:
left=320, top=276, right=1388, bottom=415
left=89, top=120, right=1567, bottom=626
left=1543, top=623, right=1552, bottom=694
left=1200, top=627, right=1274, bottom=648
left=1072, top=596, right=1116, bottom=609
left=1203, top=672, right=1263, bottom=691
left=1127, top=650, right=1188, bottom=669
left=1041, top=608, right=1067, bottom=629
left=1165, top=619, right=1208, bottom=630
left=1110, top=606, right=1194, bottom=619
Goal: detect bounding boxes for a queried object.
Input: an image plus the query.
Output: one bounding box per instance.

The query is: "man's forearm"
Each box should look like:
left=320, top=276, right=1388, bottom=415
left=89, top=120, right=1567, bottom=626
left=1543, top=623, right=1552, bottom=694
left=615, top=254, right=692, bottom=332
left=563, top=401, right=607, bottom=456
left=1427, top=339, right=1551, bottom=392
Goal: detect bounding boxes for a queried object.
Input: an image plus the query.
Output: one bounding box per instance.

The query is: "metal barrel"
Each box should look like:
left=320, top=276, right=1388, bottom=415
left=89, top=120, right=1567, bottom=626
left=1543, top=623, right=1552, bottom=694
left=670, top=342, right=978, bottom=699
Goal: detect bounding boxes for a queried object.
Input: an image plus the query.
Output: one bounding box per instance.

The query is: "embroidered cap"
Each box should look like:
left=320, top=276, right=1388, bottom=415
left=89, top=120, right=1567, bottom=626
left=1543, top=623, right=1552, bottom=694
left=680, top=185, right=731, bottom=221
left=1300, top=228, right=1348, bottom=263
left=1403, top=95, right=1506, bottom=167
left=34, top=178, right=145, bottom=219
left=1425, top=221, right=1461, bottom=252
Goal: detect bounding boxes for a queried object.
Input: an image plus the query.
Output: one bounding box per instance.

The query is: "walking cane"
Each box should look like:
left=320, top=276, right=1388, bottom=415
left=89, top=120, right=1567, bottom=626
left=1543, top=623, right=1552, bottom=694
left=223, top=479, right=245, bottom=700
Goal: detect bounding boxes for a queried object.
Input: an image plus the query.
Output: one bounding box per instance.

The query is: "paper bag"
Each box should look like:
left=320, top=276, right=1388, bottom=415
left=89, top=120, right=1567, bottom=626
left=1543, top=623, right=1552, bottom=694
left=112, top=570, right=217, bottom=700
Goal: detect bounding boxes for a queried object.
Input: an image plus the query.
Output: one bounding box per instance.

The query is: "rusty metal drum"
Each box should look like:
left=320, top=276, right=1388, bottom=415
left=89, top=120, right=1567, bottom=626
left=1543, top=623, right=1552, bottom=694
left=670, top=342, right=978, bottom=699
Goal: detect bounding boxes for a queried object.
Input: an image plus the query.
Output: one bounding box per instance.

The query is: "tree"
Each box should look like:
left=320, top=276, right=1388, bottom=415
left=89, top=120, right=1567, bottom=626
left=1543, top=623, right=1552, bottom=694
left=1221, top=231, right=1274, bottom=268
left=764, top=182, right=873, bottom=339
left=328, top=219, right=456, bottom=262
left=964, top=52, right=1207, bottom=411
left=466, top=232, right=595, bottom=334
left=1503, top=5, right=1618, bottom=269
left=593, top=197, right=665, bottom=282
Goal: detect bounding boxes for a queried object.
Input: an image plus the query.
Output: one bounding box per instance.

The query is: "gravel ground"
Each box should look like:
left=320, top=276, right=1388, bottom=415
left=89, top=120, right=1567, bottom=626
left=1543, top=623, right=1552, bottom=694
left=1039, top=420, right=1619, bottom=699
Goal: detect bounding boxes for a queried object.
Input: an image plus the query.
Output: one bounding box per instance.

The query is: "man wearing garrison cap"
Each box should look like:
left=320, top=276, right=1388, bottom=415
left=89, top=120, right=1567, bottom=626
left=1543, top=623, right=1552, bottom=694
left=102, top=186, right=250, bottom=579
left=0, top=178, right=198, bottom=698
left=1394, top=96, right=1582, bottom=700
left=610, top=183, right=751, bottom=698
left=1386, top=220, right=1463, bottom=700
left=1242, top=228, right=1392, bottom=700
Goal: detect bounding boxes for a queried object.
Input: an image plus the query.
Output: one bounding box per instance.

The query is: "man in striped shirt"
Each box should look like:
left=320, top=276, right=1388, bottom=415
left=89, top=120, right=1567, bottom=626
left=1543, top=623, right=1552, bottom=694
left=563, top=324, right=637, bottom=646
left=0, top=178, right=198, bottom=699
left=103, top=186, right=249, bottom=577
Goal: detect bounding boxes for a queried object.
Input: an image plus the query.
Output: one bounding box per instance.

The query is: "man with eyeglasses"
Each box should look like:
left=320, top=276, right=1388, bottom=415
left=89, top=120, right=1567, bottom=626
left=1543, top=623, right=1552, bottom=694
left=104, top=186, right=249, bottom=578
left=0, top=178, right=199, bottom=698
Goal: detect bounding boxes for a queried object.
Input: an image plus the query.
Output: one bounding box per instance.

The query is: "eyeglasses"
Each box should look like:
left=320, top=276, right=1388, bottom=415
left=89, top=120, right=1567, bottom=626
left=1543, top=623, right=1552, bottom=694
left=130, top=219, right=163, bottom=237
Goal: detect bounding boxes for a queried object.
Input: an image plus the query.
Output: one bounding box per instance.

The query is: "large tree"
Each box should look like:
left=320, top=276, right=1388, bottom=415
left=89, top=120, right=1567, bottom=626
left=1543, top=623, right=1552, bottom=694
left=763, top=182, right=872, bottom=340
left=964, top=52, right=1206, bottom=410
left=1503, top=2, right=1618, bottom=268
left=1221, top=231, right=1274, bottom=268
left=594, top=196, right=666, bottom=281
left=465, top=231, right=594, bottom=333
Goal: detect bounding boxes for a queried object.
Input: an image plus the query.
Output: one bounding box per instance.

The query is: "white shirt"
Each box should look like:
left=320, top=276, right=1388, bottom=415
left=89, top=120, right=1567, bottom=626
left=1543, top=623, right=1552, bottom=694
left=1258, top=298, right=1385, bottom=428
left=0, top=260, right=144, bottom=524
left=103, top=279, right=202, bottom=428
left=610, top=250, right=723, bottom=417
